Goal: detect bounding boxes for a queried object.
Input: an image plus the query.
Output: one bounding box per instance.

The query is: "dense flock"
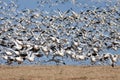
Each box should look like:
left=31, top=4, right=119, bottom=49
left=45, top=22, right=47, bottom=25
left=0, top=0, right=120, bottom=67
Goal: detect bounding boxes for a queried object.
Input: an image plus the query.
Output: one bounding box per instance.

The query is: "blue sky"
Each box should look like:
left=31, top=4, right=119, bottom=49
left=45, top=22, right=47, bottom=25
left=4, top=0, right=118, bottom=12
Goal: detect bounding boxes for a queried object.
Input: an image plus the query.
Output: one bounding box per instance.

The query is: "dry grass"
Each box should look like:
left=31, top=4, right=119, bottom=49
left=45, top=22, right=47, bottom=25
left=0, top=65, right=120, bottom=80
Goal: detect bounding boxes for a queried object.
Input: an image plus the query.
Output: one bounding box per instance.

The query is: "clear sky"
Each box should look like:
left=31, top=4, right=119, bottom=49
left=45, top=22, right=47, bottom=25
left=4, top=0, right=119, bottom=12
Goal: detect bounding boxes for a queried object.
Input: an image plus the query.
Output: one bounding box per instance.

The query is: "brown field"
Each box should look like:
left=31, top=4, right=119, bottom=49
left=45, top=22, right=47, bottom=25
left=0, top=65, right=120, bottom=80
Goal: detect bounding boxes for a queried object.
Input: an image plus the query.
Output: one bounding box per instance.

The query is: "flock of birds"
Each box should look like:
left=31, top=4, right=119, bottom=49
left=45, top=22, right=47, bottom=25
left=0, top=0, right=120, bottom=67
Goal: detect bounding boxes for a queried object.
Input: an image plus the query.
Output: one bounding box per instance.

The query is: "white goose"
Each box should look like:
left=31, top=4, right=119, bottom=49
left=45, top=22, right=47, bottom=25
left=87, top=53, right=100, bottom=65
left=15, top=56, right=24, bottom=64
left=101, top=53, right=111, bottom=63
left=41, top=46, right=50, bottom=57
left=90, top=56, right=97, bottom=65
left=1, top=54, right=8, bottom=60
left=54, top=48, right=65, bottom=57
left=1, top=54, right=15, bottom=65
left=110, top=54, right=119, bottom=67
left=5, top=50, right=13, bottom=56
left=75, top=54, right=87, bottom=61
left=7, top=56, right=15, bottom=65
left=13, top=39, right=23, bottom=50
left=26, top=52, right=35, bottom=62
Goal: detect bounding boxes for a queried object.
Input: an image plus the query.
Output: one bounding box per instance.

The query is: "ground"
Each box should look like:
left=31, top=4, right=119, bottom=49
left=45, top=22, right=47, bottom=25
left=0, top=65, right=120, bottom=80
